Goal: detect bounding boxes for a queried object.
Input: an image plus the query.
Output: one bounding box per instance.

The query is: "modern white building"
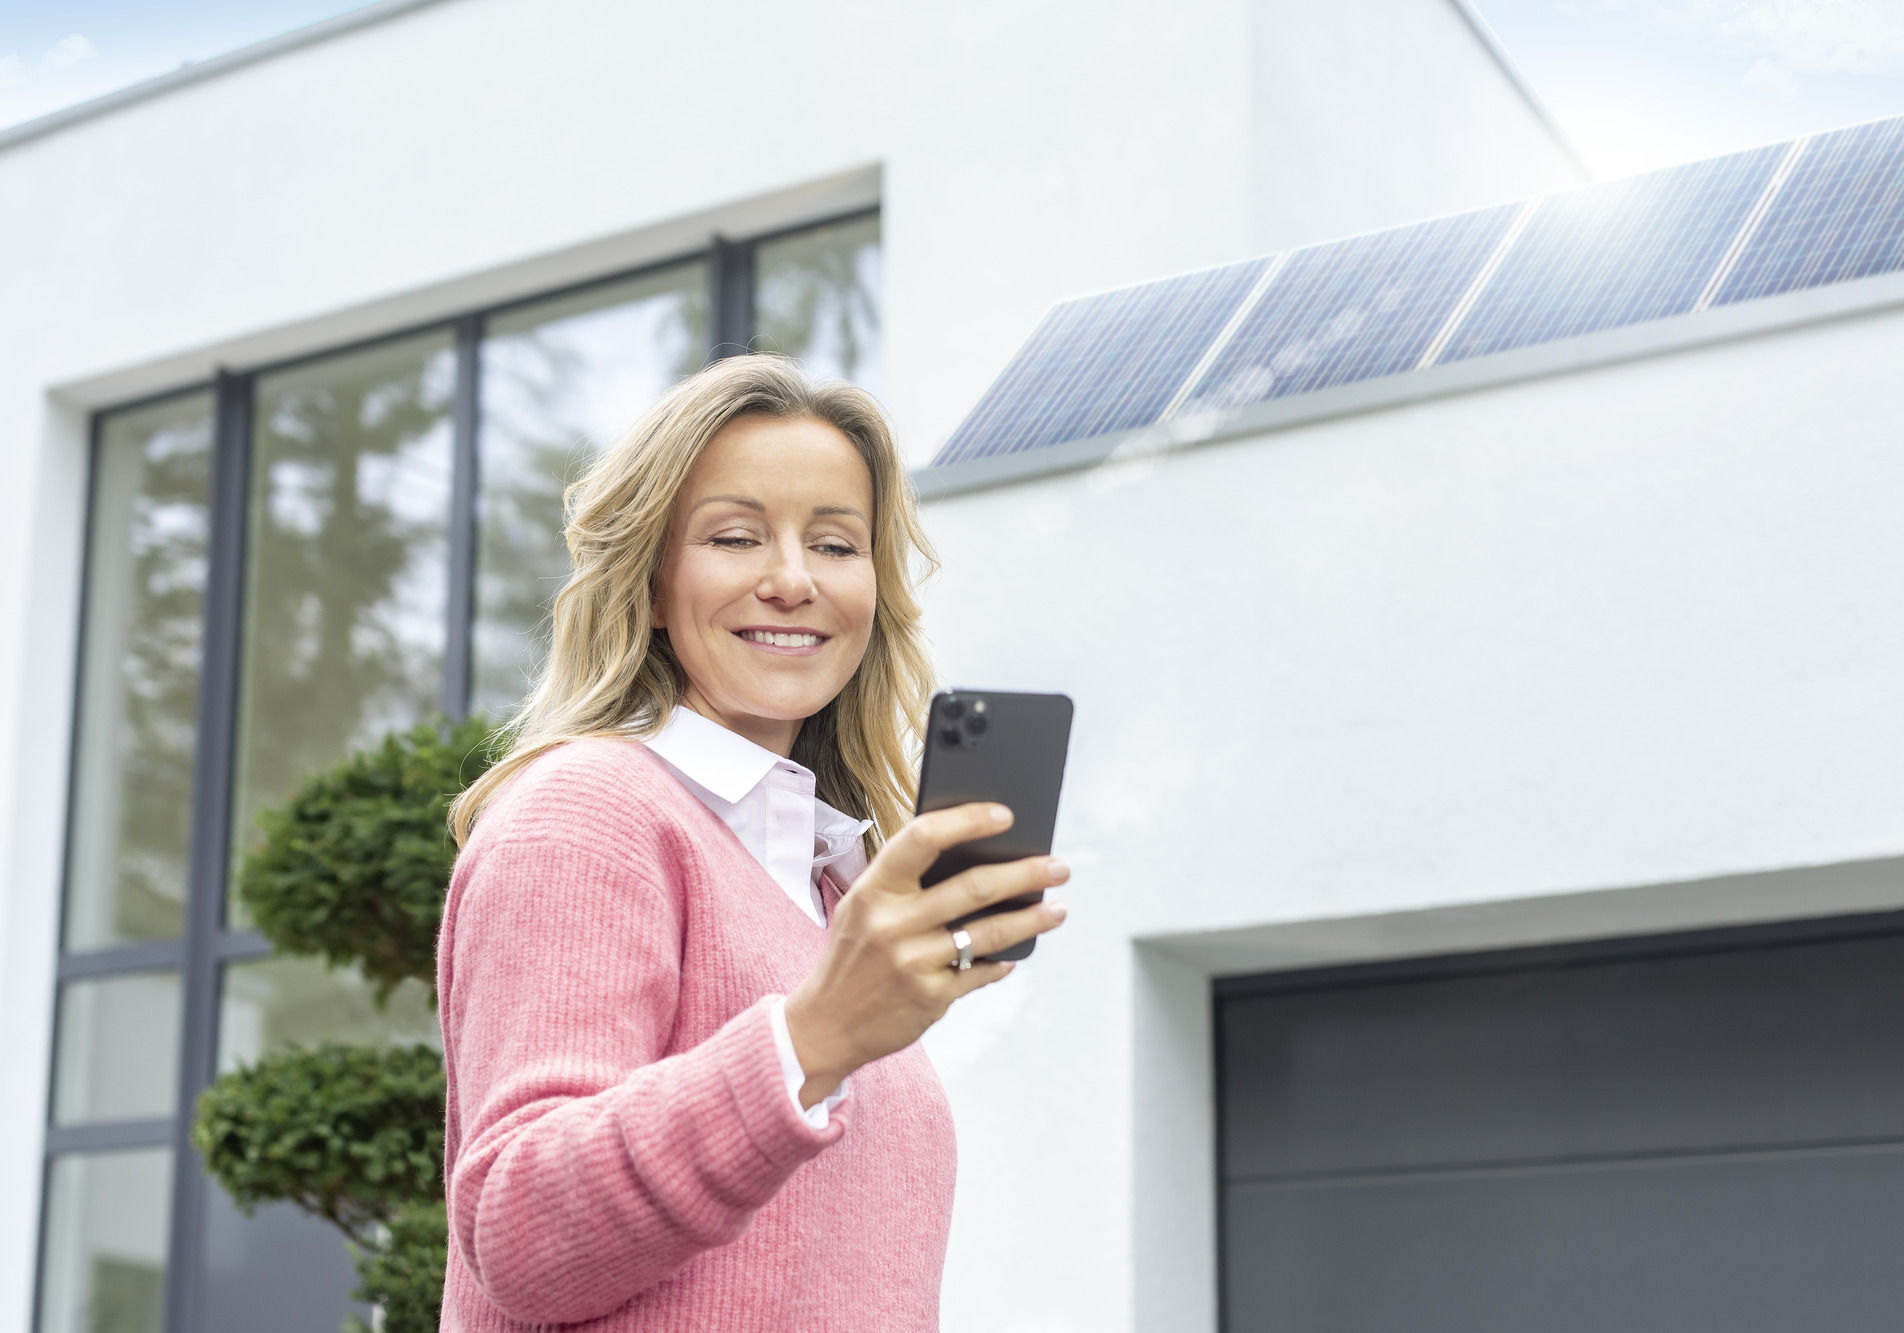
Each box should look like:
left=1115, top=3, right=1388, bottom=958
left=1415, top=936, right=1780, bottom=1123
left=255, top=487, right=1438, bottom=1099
left=5, top=0, right=1900, bottom=1330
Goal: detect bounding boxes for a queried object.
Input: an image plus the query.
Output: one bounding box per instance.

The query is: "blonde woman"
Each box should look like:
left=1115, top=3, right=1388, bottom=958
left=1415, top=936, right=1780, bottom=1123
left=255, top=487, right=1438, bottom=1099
left=436, top=355, right=1070, bottom=1331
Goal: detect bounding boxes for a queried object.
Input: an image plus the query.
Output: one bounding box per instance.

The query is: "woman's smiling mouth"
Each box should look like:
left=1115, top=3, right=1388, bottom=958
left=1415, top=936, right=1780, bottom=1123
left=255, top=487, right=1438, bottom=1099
left=734, top=627, right=829, bottom=654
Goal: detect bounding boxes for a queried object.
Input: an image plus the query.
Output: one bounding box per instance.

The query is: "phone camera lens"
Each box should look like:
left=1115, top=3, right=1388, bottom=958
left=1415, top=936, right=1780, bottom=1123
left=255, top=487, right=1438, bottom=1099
left=965, top=713, right=988, bottom=736
left=938, top=725, right=963, bottom=747
left=942, top=699, right=966, bottom=720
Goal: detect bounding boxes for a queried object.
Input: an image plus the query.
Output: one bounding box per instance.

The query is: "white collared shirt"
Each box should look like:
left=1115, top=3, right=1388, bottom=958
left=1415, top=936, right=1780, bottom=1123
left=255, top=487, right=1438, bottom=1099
left=640, top=705, right=873, bottom=1127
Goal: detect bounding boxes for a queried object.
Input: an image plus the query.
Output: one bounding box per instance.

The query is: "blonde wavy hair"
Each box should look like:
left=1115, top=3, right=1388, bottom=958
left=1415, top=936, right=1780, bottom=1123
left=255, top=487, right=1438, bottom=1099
left=449, top=354, right=939, bottom=850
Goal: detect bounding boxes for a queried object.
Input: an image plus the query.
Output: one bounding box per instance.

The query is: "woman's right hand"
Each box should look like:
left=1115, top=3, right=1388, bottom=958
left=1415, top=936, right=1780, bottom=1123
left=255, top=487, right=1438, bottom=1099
left=782, top=801, right=1069, bottom=1108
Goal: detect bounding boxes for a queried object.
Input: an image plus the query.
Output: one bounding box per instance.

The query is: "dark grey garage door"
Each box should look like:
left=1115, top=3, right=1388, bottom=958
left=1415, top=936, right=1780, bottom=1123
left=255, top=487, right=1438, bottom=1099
left=1216, top=912, right=1904, bottom=1332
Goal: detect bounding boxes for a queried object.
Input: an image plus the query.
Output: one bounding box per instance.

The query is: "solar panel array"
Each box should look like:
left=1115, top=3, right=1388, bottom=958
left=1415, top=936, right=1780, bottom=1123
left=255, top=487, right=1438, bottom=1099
left=932, top=258, right=1271, bottom=466
left=1186, top=205, right=1517, bottom=413
left=1437, top=145, right=1783, bottom=362
left=932, top=113, right=1904, bottom=470
left=1716, top=117, right=1904, bottom=304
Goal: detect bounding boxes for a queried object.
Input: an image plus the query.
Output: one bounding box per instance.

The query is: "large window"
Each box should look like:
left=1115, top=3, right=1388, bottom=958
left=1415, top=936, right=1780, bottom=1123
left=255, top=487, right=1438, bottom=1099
left=38, top=209, right=880, bottom=1333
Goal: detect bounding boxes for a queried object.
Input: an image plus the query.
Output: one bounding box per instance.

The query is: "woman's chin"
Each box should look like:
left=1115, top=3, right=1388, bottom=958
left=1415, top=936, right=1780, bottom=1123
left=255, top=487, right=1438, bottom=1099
left=719, top=685, right=843, bottom=727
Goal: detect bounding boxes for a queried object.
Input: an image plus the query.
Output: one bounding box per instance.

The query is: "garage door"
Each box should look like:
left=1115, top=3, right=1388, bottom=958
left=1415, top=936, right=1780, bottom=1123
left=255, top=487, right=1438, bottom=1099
left=1216, top=912, right=1904, bottom=1332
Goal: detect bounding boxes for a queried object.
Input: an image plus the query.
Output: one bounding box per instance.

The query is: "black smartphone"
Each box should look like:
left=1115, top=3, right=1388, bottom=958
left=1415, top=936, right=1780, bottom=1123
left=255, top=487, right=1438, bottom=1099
left=914, top=688, right=1074, bottom=962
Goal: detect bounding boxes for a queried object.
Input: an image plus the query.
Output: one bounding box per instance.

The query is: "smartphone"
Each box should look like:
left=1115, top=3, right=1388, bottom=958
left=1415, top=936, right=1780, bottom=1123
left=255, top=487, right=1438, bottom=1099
left=914, top=688, right=1074, bottom=962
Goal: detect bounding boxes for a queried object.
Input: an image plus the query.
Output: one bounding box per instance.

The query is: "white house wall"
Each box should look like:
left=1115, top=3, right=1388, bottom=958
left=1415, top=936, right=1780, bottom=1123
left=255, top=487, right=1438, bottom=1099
left=1248, top=0, right=1581, bottom=252
left=0, top=0, right=1585, bottom=1328
left=915, top=305, right=1904, bottom=1330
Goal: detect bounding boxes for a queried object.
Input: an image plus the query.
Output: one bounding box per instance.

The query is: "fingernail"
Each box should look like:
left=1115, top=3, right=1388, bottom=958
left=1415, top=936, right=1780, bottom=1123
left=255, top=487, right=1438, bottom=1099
left=1046, top=857, right=1069, bottom=881
left=1046, top=898, right=1067, bottom=920
left=990, top=804, right=1012, bottom=824
left=1000, top=961, right=1016, bottom=974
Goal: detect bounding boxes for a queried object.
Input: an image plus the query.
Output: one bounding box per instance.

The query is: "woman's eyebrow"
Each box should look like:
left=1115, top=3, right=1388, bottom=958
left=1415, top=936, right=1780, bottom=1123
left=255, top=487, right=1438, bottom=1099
left=691, top=494, right=867, bottom=523
left=690, top=493, right=765, bottom=513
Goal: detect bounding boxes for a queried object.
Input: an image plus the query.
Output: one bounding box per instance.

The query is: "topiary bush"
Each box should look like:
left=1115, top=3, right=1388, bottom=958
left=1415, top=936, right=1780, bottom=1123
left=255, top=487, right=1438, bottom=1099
left=346, top=1200, right=451, bottom=1333
left=237, top=713, right=499, bottom=1005
left=190, top=1042, right=446, bottom=1239
left=196, top=713, right=499, bottom=1333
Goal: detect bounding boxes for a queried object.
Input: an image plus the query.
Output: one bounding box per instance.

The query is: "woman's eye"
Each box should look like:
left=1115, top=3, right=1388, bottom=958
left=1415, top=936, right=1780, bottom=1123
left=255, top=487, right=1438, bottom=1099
left=814, top=541, right=861, bottom=557
left=709, top=536, right=757, bottom=549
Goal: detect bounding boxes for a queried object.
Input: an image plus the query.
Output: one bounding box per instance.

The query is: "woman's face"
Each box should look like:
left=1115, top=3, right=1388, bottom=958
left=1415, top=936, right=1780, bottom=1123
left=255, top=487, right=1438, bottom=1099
left=654, top=413, right=878, bottom=757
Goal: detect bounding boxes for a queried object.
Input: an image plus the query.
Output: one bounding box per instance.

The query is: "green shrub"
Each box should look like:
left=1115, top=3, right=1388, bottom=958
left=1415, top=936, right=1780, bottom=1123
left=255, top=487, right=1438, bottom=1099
left=346, top=1200, right=450, bottom=1333
left=196, top=713, right=500, bottom=1332
left=191, top=1042, right=446, bottom=1241
left=234, top=714, right=498, bottom=1005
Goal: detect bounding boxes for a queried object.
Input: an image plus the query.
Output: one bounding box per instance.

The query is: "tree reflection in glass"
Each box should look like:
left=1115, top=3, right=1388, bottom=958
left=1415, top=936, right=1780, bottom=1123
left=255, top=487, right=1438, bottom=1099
left=229, top=335, right=455, bottom=927
left=37, top=1148, right=172, bottom=1333
left=66, top=394, right=212, bottom=952
left=755, top=214, right=883, bottom=399
left=472, top=264, right=708, bottom=721
left=217, top=956, right=439, bottom=1073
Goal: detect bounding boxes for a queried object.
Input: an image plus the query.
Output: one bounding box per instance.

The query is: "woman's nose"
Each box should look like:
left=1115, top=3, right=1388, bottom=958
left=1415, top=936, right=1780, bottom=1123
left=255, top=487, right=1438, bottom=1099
left=757, top=539, right=817, bottom=603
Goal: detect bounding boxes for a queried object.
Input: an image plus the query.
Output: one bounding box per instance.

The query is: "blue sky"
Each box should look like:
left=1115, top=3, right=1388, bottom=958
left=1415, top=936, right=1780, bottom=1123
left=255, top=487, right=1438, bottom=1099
left=0, top=0, right=374, bottom=129
left=4, top=1, right=1904, bottom=177
left=1477, top=0, right=1904, bottom=173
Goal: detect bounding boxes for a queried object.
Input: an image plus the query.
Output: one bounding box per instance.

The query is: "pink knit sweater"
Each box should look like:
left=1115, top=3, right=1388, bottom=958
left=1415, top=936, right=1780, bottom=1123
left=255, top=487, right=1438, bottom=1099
left=436, top=737, right=957, bottom=1331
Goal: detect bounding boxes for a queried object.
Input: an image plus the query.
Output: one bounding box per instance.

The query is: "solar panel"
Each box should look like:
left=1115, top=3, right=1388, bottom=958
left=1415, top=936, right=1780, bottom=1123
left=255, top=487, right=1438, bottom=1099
left=931, top=258, right=1273, bottom=466
left=1714, top=118, right=1904, bottom=305
left=931, top=114, right=1904, bottom=473
left=1437, top=145, right=1786, bottom=363
left=1182, top=205, right=1519, bottom=414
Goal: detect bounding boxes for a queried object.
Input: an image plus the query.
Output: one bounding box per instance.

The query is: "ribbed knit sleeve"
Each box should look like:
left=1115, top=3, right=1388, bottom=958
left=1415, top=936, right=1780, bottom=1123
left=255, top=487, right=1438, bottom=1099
left=439, top=773, right=845, bottom=1326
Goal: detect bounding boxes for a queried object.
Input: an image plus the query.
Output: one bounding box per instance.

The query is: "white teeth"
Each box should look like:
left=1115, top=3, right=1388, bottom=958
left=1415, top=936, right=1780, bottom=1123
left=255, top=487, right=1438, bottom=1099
left=740, top=630, right=820, bottom=647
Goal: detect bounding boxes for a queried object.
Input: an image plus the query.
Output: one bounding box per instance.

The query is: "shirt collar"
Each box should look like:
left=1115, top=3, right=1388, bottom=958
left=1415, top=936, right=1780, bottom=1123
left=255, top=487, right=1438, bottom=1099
left=643, top=705, right=783, bottom=805
left=642, top=708, right=877, bottom=848
left=814, top=803, right=875, bottom=861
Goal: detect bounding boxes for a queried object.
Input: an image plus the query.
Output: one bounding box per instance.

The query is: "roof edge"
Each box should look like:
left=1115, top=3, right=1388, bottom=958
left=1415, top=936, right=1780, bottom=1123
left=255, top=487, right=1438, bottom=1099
left=0, top=0, right=454, bottom=155
left=1443, top=0, right=1595, bottom=181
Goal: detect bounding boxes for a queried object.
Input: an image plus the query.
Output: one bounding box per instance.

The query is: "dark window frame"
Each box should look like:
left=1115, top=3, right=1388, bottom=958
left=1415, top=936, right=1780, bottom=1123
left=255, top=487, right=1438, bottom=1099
left=35, top=203, right=878, bottom=1333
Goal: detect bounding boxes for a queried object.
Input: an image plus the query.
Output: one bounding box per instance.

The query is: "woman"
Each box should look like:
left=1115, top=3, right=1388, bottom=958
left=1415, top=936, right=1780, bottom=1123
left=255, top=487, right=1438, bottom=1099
left=437, top=354, right=1070, bottom=1331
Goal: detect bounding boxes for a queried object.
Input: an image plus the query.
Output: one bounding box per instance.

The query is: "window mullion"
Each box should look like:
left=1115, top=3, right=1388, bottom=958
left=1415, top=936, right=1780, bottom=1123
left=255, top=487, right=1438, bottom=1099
left=710, top=234, right=757, bottom=359
left=163, top=367, right=253, bottom=1333
left=444, top=315, right=482, bottom=724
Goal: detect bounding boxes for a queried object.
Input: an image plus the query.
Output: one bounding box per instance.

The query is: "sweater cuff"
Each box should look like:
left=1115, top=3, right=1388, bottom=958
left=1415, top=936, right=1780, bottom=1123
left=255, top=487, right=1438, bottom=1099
left=767, top=995, right=850, bottom=1129
left=715, top=995, right=849, bottom=1172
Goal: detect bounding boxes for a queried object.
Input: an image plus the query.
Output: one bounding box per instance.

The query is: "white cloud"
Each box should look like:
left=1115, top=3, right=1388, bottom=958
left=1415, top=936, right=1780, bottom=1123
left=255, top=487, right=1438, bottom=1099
left=1654, top=0, right=1904, bottom=75
left=0, top=34, right=115, bottom=131
left=1749, top=0, right=1904, bottom=71
left=42, top=33, right=98, bottom=73
left=1744, top=54, right=1801, bottom=91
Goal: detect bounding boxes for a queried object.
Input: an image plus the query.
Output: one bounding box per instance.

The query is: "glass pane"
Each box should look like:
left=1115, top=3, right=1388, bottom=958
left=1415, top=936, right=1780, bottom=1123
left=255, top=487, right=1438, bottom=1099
left=230, top=334, right=455, bottom=927
left=37, top=1148, right=173, bottom=1333
left=472, top=264, right=708, bottom=720
left=53, top=972, right=181, bottom=1126
left=200, top=1191, right=367, bottom=1333
left=754, top=213, right=883, bottom=398
left=217, top=955, right=439, bottom=1074
left=66, top=394, right=212, bottom=951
